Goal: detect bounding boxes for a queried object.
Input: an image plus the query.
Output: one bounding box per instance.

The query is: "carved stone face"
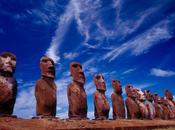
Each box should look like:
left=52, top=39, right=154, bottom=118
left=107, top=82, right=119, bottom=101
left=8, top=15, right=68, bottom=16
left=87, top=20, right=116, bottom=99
left=112, top=80, right=122, bottom=94
left=164, top=89, right=173, bottom=100
left=134, top=89, right=145, bottom=101
left=40, top=56, right=55, bottom=79
left=145, top=90, right=153, bottom=102
left=153, top=93, right=162, bottom=104
left=0, top=52, right=16, bottom=75
left=125, top=84, right=136, bottom=98
left=70, top=62, right=85, bottom=85
left=94, top=74, right=106, bottom=92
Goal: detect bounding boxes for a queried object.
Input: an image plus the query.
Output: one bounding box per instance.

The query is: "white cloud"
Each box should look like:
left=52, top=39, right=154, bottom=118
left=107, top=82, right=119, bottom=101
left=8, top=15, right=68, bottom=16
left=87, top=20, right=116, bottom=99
left=14, top=86, right=35, bottom=118
left=103, top=19, right=172, bottom=61
left=63, top=52, right=79, bottom=60
left=85, top=81, right=95, bottom=95
left=132, top=83, right=155, bottom=90
left=150, top=68, right=175, bottom=77
left=122, top=68, right=136, bottom=74
left=45, top=1, right=74, bottom=63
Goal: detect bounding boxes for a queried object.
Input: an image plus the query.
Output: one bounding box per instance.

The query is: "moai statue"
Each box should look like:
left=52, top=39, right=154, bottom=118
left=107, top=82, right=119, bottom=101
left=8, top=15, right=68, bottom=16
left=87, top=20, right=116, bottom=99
left=125, top=85, right=140, bottom=119
left=134, top=89, right=149, bottom=119
left=144, top=90, right=156, bottom=119
left=111, top=80, right=125, bottom=119
left=153, top=93, right=164, bottom=119
left=161, top=97, right=172, bottom=120
left=35, top=56, right=57, bottom=118
left=0, top=52, right=17, bottom=116
left=93, top=74, right=110, bottom=120
left=67, top=62, right=87, bottom=119
left=164, top=89, right=175, bottom=119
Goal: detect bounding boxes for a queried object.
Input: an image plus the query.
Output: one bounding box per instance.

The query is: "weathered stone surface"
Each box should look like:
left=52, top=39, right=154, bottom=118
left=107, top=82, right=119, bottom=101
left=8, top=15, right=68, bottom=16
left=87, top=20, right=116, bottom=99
left=0, top=52, right=17, bottom=116
left=35, top=56, right=57, bottom=117
left=134, top=89, right=149, bottom=119
left=93, top=74, right=110, bottom=120
left=145, top=90, right=156, bottom=119
left=164, top=89, right=175, bottom=119
left=125, top=85, right=140, bottom=119
left=153, top=93, right=164, bottom=119
left=67, top=62, right=87, bottom=119
left=111, top=80, right=125, bottom=119
left=0, top=117, right=175, bottom=130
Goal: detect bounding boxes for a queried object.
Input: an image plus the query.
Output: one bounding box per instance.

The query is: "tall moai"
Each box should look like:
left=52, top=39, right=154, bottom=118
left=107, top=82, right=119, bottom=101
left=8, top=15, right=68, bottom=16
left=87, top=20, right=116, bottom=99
left=93, top=74, right=110, bottom=120
left=0, top=52, right=17, bottom=116
left=111, top=80, right=125, bottom=119
left=35, top=56, right=57, bottom=118
left=67, top=62, right=87, bottom=119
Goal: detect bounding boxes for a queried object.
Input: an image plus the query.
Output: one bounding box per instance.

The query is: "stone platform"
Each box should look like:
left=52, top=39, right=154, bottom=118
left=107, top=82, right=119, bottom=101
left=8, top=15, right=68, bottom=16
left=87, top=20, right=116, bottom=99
left=0, top=117, right=175, bottom=130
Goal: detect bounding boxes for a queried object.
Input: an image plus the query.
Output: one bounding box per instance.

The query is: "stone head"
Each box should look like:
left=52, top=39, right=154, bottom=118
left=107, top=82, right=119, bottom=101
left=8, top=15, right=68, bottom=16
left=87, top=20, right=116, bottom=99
left=40, top=56, right=55, bottom=79
left=153, top=93, right=162, bottom=104
left=112, top=80, right=122, bottom=95
left=70, top=62, right=85, bottom=85
left=0, top=52, right=16, bottom=76
left=144, top=90, right=153, bottom=102
left=125, top=84, right=136, bottom=98
left=164, top=89, right=173, bottom=100
left=94, top=74, right=106, bottom=92
left=134, top=89, right=145, bottom=101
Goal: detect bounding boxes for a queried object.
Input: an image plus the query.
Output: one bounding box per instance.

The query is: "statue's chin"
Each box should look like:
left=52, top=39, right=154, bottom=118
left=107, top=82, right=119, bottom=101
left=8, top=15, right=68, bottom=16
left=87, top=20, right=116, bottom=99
left=97, top=88, right=106, bottom=92
left=74, top=79, right=85, bottom=86
left=0, top=69, right=14, bottom=76
left=42, top=73, right=55, bottom=79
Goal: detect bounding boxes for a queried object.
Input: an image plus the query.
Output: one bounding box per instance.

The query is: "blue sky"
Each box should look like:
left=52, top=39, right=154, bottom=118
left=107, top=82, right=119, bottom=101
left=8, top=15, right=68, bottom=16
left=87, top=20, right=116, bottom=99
left=0, top=0, right=175, bottom=119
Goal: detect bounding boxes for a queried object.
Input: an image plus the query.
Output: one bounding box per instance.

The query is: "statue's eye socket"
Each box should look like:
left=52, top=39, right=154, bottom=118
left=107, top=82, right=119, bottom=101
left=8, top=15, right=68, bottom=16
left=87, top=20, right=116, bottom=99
left=1, top=55, right=8, bottom=58
left=112, top=80, right=115, bottom=83
left=42, top=59, right=47, bottom=63
left=72, top=64, right=78, bottom=68
left=96, top=76, right=100, bottom=79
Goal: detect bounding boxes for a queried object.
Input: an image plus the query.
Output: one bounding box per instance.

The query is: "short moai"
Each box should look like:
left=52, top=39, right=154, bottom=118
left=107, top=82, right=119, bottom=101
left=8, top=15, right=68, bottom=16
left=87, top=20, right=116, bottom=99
left=144, top=90, right=156, bottom=119
left=0, top=52, right=17, bottom=116
left=67, top=62, right=87, bottom=119
left=93, top=74, right=110, bottom=120
left=35, top=56, right=57, bottom=118
left=153, top=93, right=164, bottom=119
left=164, top=89, right=175, bottom=119
left=111, top=80, right=125, bottom=119
left=125, top=85, right=140, bottom=119
left=134, top=88, right=149, bottom=119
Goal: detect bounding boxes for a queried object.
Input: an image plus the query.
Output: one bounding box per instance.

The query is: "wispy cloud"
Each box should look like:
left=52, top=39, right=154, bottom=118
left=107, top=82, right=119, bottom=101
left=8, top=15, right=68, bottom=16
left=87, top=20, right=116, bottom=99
left=150, top=68, right=175, bottom=77
left=14, top=85, right=35, bottom=118
left=122, top=68, right=136, bottom=74
left=103, top=19, right=172, bottom=61
left=63, top=52, right=79, bottom=60
left=132, top=83, right=155, bottom=90
left=45, top=1, right=74, bottom=63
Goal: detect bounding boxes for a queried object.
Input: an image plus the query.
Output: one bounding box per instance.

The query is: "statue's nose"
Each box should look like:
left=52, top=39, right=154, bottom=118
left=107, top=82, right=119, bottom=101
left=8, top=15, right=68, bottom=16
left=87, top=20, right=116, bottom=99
left=5, top=57, right=12, bottom=65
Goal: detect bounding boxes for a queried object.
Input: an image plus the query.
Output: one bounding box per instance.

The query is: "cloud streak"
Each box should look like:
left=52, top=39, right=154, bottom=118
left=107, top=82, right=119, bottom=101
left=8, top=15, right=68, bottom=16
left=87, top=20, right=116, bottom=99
left=103, top=19, right=172, bottom=61
left=45, top=1, right=74, bottom=63
left=150, top=68, right=175, bottom=77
